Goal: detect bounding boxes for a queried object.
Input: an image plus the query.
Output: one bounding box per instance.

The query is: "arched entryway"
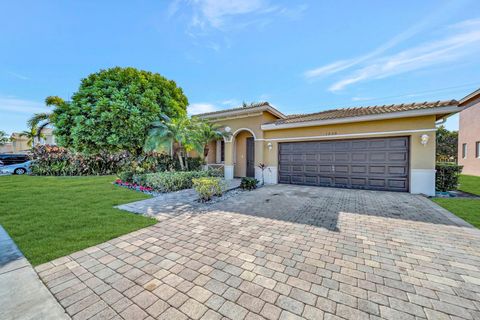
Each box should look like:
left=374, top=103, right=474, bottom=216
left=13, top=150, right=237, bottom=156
left=232, top=129, right=255, bottom=178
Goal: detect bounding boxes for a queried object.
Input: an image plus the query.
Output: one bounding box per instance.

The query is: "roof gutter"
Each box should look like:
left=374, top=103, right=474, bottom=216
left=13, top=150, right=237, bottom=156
left=261, top=105, right=462, bottom=131
left=198, top=105, right=286, bottom=120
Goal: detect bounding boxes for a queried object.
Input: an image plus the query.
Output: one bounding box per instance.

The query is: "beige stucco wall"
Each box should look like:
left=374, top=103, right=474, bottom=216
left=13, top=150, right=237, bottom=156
left=458, top=102, right=480, bottom=176
left=262, top=116, right=437, bottom=170
left=234, top=130, right=253, bottom=177
left=210, top=112, right=437, bottom=193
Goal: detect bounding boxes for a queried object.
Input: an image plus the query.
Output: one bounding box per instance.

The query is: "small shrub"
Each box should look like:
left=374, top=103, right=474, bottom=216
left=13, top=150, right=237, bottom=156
left=118, top=171, right=135, bottom=183
left=206, top=167, right=224, bottom=177
left=240, top=177, right=258, bottom=190
left=144, top=171, right=210, bottom=192
left=192, top=177, right=224, bottom=202
left=436, top=163, right=463, bottom=192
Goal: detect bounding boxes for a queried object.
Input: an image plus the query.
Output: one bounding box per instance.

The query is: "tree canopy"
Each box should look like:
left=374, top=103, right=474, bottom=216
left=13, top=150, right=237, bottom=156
left=436, top=125, right=458, bottom=162
left=51, top=67, right=188, bottom=154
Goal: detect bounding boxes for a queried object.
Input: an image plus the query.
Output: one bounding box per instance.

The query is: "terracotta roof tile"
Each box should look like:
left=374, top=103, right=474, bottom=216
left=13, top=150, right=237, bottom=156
left=270, top=100, right=459, bottom=125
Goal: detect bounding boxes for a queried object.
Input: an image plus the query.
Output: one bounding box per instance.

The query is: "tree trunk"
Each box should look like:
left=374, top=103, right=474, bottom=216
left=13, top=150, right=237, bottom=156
left=177, top=152, right=184, bottom=171
left=204, top=144, right=209, bottom=158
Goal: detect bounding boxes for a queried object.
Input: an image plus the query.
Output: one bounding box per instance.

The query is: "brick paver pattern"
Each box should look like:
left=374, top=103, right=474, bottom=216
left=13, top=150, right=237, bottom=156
left=36, top=185, right=480, bottom=320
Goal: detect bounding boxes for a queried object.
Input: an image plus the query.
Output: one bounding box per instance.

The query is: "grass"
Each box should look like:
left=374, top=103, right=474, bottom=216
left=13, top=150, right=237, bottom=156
left=432, top=198, right=480, bottom=229
left=432, top=175, right=480, bottom=229
left=458, top=174, right=480, bottom=196
left=0, top=175, right=156, bottom=266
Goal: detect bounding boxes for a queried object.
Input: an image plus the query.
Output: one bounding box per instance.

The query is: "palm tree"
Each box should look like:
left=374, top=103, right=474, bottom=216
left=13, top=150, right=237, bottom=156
left=145, top=115, right=202, bottom=170
left=18, top=126, right=44, bottom=148
left=0, top=130, right=9, bottom=146
left=192, top=118, right=231, bottom=158
left=27, top=96, right=67, bottom=139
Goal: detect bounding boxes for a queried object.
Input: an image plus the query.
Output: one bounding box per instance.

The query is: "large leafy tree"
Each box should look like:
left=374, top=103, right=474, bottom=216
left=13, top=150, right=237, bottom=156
left=51, top=67, right=188, bottom=154
left=436, top=125, right=458, bottom=162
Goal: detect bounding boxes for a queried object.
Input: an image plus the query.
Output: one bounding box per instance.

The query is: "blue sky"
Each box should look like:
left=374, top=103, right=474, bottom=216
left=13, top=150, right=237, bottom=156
left=1, top=0, right=480, bottom=134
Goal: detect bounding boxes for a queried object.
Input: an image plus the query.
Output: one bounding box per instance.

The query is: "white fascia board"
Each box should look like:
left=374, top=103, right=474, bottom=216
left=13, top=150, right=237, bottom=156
left=261, top=106, right=461, bottom=130
left=200, top=106, right=286, bottom=120
left=259, top=128, right=437, bottom=142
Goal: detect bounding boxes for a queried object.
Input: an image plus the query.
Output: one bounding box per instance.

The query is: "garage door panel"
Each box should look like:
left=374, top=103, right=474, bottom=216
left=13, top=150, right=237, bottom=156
left=335, top=165, right=349, bottom=173
left=278, top=137, right=409, bottom=192
left=352, top=153, right=368, bottom=162
left=334, top=153, right=349, bottom=162
left=388, top=152, right=408, bottom=161
left=352, top=165, right=367, bottom=174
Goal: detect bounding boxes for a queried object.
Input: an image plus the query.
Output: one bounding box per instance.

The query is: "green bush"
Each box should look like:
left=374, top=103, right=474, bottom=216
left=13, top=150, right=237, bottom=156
left=240, top=177, right=259, bottom=190
left=436, top=163, right=463, bottom=192
left=192, top=177, right=224, bottom=202
left=143, top=171, right=209, bottom=192
left=31, top=145, right=202, bottom=176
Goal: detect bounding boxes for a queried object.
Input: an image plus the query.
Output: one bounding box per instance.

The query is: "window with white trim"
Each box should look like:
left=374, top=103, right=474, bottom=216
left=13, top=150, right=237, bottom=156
left=462, top=143, right=467, bottom=159
left=476, top=141, right=480, bottom=159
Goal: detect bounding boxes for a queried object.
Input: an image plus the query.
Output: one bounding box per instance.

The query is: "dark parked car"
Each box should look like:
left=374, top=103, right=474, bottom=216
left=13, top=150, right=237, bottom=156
left=0, top=154, right=30, bottom=166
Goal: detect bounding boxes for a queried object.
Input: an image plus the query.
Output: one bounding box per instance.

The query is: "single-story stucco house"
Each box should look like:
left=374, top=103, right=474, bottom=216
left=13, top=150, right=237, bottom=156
left=458, top=88, right=480, bottom=176
left=197, top=89, right=480, bottom=196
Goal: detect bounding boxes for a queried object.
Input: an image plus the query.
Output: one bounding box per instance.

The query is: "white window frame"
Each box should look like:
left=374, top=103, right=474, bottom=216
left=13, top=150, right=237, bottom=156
left=462, top=143, right=467, bottom=159
left=476, top=141, right=480, bottom=159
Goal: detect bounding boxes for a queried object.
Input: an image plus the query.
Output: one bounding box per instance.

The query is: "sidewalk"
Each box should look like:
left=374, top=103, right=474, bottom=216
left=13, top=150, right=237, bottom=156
left=0, top=225, right=69, bottom=320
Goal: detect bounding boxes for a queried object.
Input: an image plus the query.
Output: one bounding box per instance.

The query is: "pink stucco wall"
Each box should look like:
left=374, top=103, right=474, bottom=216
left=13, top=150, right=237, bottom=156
left=458, top=101, right=480, bottom=176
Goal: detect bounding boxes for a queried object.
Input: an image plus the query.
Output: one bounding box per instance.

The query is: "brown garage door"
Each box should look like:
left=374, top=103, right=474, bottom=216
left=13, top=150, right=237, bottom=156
left=278, top=137, right=409, bottom=192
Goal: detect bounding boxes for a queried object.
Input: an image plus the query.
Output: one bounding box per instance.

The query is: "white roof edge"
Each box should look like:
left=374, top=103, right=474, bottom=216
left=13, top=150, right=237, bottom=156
left=261, top=105, right=462, bottom=130
left=198, top=105, right=286, bottom=120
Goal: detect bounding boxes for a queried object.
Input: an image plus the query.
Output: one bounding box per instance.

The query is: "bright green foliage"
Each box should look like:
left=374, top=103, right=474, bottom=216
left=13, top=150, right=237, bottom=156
left=51, top=67, right=188, bottom=154
left=192, top=177, right=224, bottom=201
left=436, top=163, right=463, bottom=192
left=458, top=175, right=480, bottom=196
left=191, top=117, right=231, bottom=158
left=18, top=126, right=44, bottom=148
left=145, top=115, right=202, bottom=170
left=240, top=177, right=259, bottom=190
left=0, top=176, right=155, bottom=265
left=436, top=125, right=458, bottom=162
left=433, top=198, right=480, bottom=229
left=0, top=130, right=9, bottom=145
left=142, top=171, right=211, bottom=192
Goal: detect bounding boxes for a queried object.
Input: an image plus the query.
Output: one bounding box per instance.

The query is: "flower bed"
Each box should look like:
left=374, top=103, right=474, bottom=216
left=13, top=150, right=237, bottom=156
left=114, top=179, right=157, bottom=195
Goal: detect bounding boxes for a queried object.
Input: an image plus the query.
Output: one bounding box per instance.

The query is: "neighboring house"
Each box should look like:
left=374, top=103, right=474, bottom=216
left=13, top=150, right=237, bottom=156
left=458, top=89, right=480, bottom=176
left=0, top=128, right=56, bottom=154
left=198, top=89, right=480, bottom=196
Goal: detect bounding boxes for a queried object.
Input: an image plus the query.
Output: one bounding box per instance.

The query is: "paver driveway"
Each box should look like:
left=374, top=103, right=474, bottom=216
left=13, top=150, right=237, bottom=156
left=36, top=185, right=480, bottom=320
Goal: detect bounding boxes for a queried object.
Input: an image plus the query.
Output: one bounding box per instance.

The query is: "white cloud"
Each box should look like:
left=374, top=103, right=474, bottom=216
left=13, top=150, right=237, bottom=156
left=0, top=97, right=46, bottom=114
left=192, top=0, right=268, bottom=29
left=221, top=99, right=239, bottom=107
left=187, top=102, right=218, bottom=115
left=8, top=72, right=29, bottom=80
left=329, top=19, right=480, bottom=91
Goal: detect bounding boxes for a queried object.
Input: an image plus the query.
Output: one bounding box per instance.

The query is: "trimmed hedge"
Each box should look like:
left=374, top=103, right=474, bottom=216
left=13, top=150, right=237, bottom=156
left=436, top=163, right=463, bottom=192
left=30, top=145, right=202, bottom=176
left=128, top=169, right=220, bottom=192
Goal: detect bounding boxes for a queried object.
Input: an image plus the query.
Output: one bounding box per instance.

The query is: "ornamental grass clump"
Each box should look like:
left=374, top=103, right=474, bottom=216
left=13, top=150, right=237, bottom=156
left=192, top=177, right=224, bottom=202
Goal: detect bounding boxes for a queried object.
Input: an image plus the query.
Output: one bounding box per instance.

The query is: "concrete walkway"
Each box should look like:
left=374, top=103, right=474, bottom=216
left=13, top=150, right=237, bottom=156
left=116, top=178, right=241, bottom=221
left=0, top=225, right=69, bottom=320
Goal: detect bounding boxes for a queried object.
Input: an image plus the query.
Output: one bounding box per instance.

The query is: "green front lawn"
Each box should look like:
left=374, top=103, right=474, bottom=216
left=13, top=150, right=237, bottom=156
left=0, top=176, right=156, bottom=266
left=433, top=198, right=480, bottom=229
left=432, top=175, right=480, bottom=229
left=459, top=174, right=480, bottom=196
